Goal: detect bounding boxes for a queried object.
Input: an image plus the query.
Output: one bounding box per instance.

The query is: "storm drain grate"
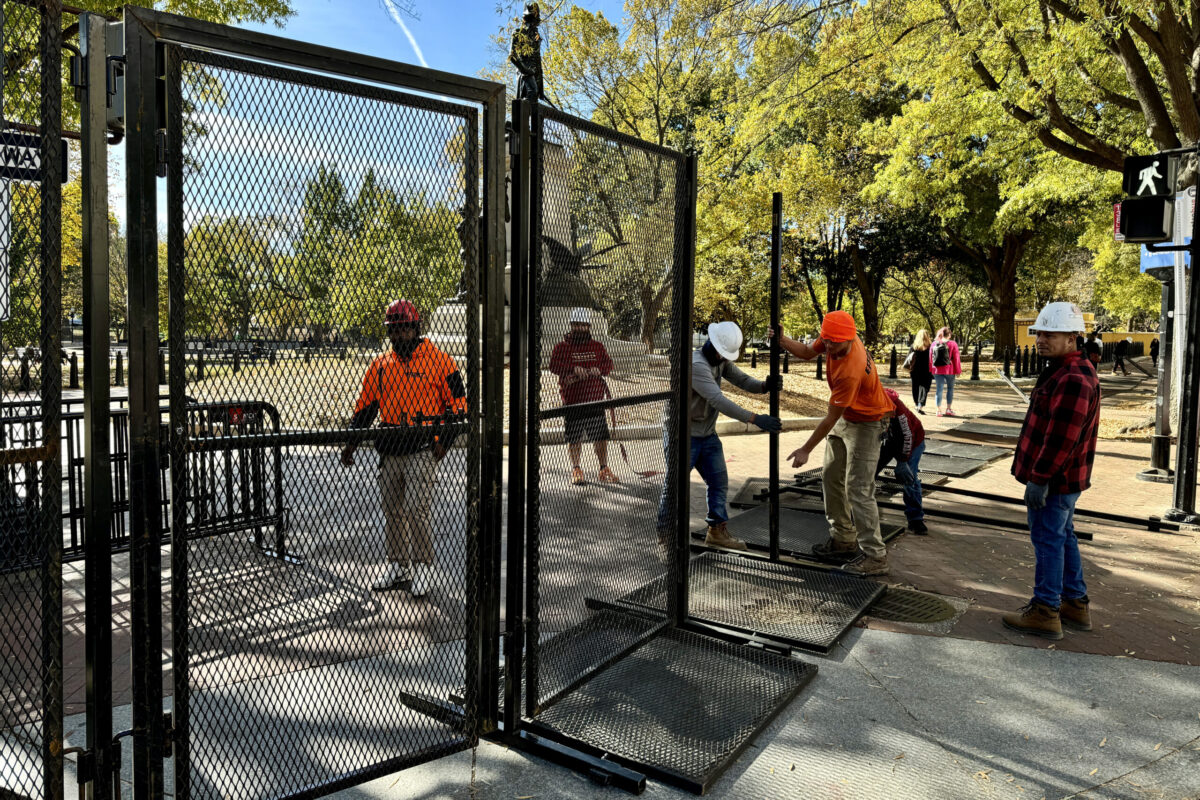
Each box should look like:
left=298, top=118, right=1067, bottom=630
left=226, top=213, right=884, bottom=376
left=531, top=625, right=817, bottom=793
left=702, top=504, right=905, bottom=558
left=621, top=552, right=884, bottom=653
left=867, top=588, right=959, bottom=623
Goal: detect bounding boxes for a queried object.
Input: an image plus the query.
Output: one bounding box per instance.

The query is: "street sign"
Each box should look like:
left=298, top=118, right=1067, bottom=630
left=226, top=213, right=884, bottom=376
left=1123, top=154, right=1177, bottom=197
left=0, top=129, right=68, bottom=183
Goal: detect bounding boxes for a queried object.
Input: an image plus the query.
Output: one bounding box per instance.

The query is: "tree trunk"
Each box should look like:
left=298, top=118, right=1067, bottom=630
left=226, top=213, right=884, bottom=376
left=849, top=246, right=881, bottom=347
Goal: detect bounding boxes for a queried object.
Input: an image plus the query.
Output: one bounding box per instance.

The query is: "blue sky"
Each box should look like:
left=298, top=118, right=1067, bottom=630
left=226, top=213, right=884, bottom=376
left=242, top=0, right=626, bottom=80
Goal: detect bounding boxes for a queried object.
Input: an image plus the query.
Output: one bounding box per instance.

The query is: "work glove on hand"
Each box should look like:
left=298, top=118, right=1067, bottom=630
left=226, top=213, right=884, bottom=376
left=1024, top=482, right=1048, bottom=510
left=763, top=375, right=784, bottom=392
left=752, top=414, right=782, bottom=433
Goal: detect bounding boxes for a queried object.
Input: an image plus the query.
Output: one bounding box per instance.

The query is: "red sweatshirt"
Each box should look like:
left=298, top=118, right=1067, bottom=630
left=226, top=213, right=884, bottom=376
left=548, top=335, right=614, bottom=405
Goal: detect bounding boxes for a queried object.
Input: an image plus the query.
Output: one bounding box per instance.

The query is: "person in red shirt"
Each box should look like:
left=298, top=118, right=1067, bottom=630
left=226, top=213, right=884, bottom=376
left=774, top=310, right=896, bottom=576
left=548, top=308, right=619, bottom=486
left=878, top=388, right=927, bottom=534
left=1003, top=302, right=1100, bottom=640
left=341, top=299, right=467, bottom=596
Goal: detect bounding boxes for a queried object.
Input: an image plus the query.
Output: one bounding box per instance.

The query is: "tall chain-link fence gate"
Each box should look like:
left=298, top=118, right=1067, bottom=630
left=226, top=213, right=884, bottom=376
left=0, top=1, right=65, bottom=798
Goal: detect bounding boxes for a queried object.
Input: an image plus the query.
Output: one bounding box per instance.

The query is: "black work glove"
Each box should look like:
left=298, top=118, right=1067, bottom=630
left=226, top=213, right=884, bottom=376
left=752, top=414, right=782, bottom=433
left=763, top=374, right=784, bottom=392
left=1024, top=482, right=1048, bottom=511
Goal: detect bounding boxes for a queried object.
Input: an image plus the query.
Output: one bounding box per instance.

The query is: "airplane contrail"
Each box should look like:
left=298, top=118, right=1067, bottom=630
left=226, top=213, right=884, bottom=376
left=380, top=0, right=428, bottom=68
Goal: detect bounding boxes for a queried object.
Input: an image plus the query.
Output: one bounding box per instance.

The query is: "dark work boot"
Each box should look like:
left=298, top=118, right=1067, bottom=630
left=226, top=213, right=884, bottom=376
left=1060, top=596, right=1092, bottom=631
left=811, top=537, right=859, bottom=562
left=1002, top=601, right=1063, bottom=640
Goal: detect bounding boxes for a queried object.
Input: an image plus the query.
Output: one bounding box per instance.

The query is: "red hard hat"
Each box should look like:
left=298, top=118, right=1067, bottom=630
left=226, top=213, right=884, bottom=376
left=385, top=299, right=419, bottom=324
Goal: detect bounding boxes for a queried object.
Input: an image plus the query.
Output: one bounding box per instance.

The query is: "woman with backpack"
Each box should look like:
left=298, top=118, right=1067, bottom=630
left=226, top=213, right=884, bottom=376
left=930, top=326, right=962, bottom=417
left=905, top=329, right=934, bottom=414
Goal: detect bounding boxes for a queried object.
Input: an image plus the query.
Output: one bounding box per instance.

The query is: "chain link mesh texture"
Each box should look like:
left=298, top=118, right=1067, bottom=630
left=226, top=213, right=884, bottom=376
left=1, top=2, right=64, bottom=797
left=165, top=46, right=483, bottom=798
left=524, top=105, right=686, bottom=714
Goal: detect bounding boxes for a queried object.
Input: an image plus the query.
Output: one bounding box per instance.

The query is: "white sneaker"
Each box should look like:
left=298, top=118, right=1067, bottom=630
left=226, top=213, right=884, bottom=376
left=410, top=563, right=432, bottom=597
left=371, top=562, right=410, bottom=591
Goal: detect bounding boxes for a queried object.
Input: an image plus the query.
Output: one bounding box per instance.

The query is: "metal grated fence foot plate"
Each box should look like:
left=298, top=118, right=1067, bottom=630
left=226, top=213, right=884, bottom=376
left=923, top=439, right=1009, bottom=461
left=621, top=552, right=884, bottom=653
left=979, top=409, right=1027, bottom=423
left=701, top=504, right=905, bottom=559
left=947, top=421, right=1021, bottom=440
left=532, top=626, right=816, bottom=794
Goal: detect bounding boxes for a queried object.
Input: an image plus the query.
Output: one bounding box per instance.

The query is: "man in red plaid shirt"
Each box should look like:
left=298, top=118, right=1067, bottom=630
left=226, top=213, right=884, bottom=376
left=1003, top=302, right=1100, bottom=640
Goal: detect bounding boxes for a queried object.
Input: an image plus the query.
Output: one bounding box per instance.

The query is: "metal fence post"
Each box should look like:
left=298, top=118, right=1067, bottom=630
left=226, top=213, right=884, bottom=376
left=124, top=11, right=167, bottom=797
left=81, top=15, right=115, bottom=798
left=768, top=193, right=781, bottom=562
left=673, top=152, right=698, bottom=625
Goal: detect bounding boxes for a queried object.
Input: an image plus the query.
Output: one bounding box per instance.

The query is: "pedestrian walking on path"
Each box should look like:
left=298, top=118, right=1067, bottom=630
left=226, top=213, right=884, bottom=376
left=342, top=299, right=467, bottom=596
left=931, top=326, right=961, bottom=417
left=548, top=307, right=619, bottom=486
left=1112, top=337, right=1131, bottom=376
left=1003, top=301, right=1101, bottom=640
left=656, top=320, right=781, bottom=551
left=1150, top=337, right=1160, bottom=368
left=877, top=387, right=927, bottom=535
left=905, top=328, right=933, bottom=414
left=774, top=311, right=895, bottom=576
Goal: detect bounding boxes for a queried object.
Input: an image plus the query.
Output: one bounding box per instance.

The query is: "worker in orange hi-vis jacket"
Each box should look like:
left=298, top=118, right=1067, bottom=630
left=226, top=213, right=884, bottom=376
left=341, top=299, right=467, bottom=596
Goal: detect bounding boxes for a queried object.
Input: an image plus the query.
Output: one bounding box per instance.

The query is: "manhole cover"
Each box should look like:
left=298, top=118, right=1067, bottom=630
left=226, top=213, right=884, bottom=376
left=868, top=588, right=958, bottom=623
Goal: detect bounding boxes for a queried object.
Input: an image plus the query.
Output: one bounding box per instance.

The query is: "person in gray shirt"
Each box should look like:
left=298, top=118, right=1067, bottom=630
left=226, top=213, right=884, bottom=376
left=657, top=321, right=782, bottom=551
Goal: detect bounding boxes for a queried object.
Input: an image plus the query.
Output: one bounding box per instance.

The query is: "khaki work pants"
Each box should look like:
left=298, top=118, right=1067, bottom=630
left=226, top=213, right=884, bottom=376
left=378, top=449, right=437, bottom=565
left=822, top=417, right=887, bottom=560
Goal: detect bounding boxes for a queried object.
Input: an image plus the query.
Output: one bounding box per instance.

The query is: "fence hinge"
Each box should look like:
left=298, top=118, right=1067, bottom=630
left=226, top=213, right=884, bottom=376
left=155, top=129, right=168, bottom=178
left=508, top=130, right=520, bottom=157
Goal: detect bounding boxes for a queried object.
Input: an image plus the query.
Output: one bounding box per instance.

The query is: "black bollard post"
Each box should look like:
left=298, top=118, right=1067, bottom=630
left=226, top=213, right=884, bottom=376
left=303, top=349, right=311, bottom=365
left=19, top=351, right=31, bottom=391
left=816, top=354, right=823, bottom=380
left=70, top=352, right=79, bottom=389
left=196, top=352, right=205, bottom=381
left=889, top=346, right=898, bottom=379
left=269, top=349, right=276, bottom=366
left=115, top=351, right=124, bottom=387
left=1003, top=347, right=1011, bottom=378
left=970, top=345, right=980, bottom=381
left=751, top=350, right=757, bottom=369
left=233, top=351, right=241, bottom=374
left=783, top=352, right=789, bottom=373
left=158, top=351, right=166, bottom=385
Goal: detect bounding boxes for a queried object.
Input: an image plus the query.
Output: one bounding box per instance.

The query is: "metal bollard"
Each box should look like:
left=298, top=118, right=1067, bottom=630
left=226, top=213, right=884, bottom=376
left=19, top=351, right=31, bottom=391
left=889, top=346, right=898, bottom=379
left=815, top=354, right=823, bottom=380
left=233, top=351, right=241, bottom=374
left=269, top=349, right=277, bottom=366
left=783, top=352, right=790, bottom=373
left=158, top=351, right=166, bottom=385
left=196, top=352, right=205, bottom=381
left=970, top=345, right=980, bottom=381
left=115, top=352, right=124, bottom=386
left=303, top=349, right=311, bottom=365
left=1003, top=347, right=1011, bottom=378
left=69, top=352, right=79, bottom=389
left=751, top=350, right=757, bottom=369
left=1023, top=345, right=1032, bottom=377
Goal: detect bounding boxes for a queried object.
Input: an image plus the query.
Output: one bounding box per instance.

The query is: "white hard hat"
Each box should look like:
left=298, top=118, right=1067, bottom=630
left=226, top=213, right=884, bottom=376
left=1028, top=302, right=1085, bottom=334
left=569, top=307, right=591, bottom=325
left=707, top=321, right=743, bottom=360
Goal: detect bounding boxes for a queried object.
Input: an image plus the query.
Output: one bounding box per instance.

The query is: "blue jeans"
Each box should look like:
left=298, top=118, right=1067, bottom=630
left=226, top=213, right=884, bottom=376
left=657, top=433, right=728, bottom=529
left=892, top=441, right=925, bottom=523
left=1028, top=491, right=1087, bottom=608
left=934, top=373, right=956, bottom=408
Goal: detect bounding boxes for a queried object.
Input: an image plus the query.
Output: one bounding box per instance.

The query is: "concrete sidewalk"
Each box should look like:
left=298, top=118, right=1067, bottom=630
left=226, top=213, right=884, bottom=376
left=331, top=628, right=1200, bottom=799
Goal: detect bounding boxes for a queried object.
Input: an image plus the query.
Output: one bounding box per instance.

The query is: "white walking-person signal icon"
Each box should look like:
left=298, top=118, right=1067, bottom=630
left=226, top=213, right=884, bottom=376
left=1137, top=159, right=1164, bottom=195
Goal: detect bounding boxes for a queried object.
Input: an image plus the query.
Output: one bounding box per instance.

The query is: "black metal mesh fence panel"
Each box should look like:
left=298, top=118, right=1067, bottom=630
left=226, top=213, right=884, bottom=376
left=525, top=106, right=687, bottom=714
left=165, top=47, right=483, bottom=798
left=0, top=1, right=64, bottom=797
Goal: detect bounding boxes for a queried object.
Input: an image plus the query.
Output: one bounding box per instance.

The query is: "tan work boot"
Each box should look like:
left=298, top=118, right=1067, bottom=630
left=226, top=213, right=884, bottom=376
left=704, top=521, right=748, bottom=551
left=1060, top=596, right=1092, bottom=631
left=840, top=555, right=888, bottom=577
left=571, top=466, right=585, bottom=485
left=811, top=537, right=859, bottom=561
left=1002, top=601, right=1063, bottom=640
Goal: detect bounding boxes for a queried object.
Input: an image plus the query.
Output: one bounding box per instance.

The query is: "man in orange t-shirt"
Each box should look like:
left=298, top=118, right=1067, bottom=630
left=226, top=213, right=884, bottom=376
left=773, top=310, right=895, bottom=576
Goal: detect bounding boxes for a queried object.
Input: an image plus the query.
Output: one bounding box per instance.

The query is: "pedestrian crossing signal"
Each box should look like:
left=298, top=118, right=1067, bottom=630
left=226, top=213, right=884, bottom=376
left=1123, top=154, right=1177, bottom=198
left=1119, top=196, right=1174, bottom=243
